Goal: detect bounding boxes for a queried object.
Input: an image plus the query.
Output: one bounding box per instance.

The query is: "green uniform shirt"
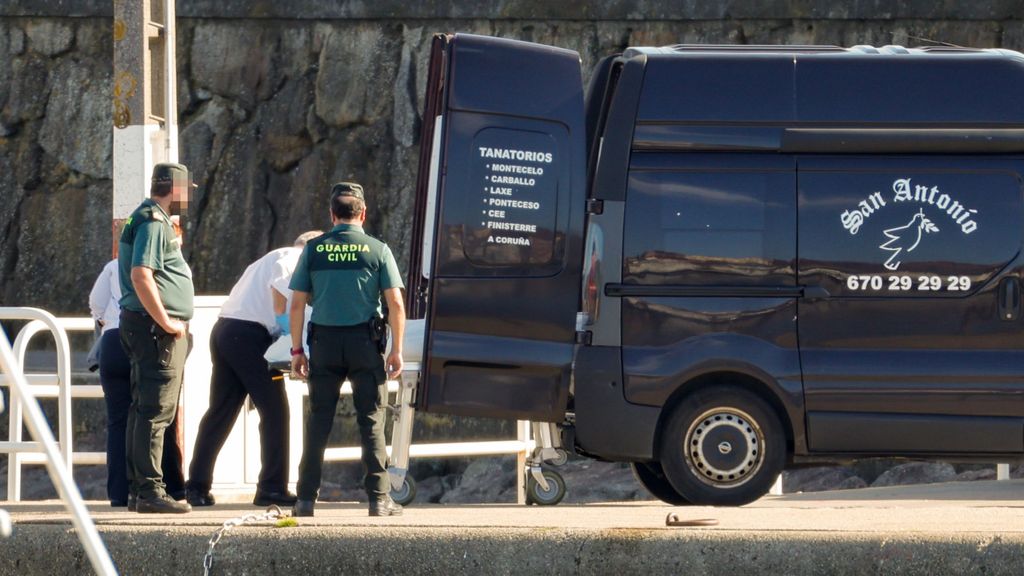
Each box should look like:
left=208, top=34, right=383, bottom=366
left=118, top=199, right=195, bottom=320
left=289, top=223, right=404, bottom=326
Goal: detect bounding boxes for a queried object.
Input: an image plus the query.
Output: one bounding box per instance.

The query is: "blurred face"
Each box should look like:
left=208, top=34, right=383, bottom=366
left=170, top=181, right=190, bottom=217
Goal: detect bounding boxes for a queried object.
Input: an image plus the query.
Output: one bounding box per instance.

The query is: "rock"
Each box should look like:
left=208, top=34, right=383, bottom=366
left=440, top=457, right=516, bottom=504
left=185, top=120, right=275, bottom=293
left=190, top=22, right=282, bottom=109
left=38, top=57, right=111, bottom=179
left=956, top=469, right=996, bottom=482
left=391, top=25, right=423, bottom=148
left=2, top=52, right=50, bottom=123
left=871, top=462, right=957, bottom=487
left=314, top=25, right=399, bottom=129
left=256, top=74, right=314, bottom=172
left=557, top=459, right=648, bottom=503
left=783, top=467, right=868, bottom=493
left=23, top=19, right=74, bottom=57
left=2, top=182, right=111, bottom=313
left=10, top=24, right=26, bottom=55
left=179, top=96, right=237, bottom=193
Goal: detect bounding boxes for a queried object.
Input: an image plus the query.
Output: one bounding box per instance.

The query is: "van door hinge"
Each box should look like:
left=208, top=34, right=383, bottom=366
left=575, top=330, right=593, bottom=345
left=586, top=198, right=604, bottom=215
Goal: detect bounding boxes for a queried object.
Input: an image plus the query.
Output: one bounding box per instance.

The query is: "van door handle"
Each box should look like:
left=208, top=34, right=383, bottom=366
left=999, top=277, right=1020, bottom=321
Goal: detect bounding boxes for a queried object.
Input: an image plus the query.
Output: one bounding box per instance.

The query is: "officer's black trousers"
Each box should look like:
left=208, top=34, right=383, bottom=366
left=119, top=312, right=189, bottom=500
left=188, top=318, right=289, bottom=493
left=100, top=328, right=184, bottom=504
left=297, top=324, right=388, bottom=501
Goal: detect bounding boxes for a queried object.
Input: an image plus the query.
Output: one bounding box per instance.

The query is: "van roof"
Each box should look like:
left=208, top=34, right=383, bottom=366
left=622, top=45, right=1024, bottom=127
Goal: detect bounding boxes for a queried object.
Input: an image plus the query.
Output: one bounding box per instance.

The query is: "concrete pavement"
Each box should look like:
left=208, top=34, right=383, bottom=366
left=2, top=479, right=1022, bottom=575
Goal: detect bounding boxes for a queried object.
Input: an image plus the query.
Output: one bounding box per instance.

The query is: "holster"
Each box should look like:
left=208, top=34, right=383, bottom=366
left=369, top=317, right=387, bottom=354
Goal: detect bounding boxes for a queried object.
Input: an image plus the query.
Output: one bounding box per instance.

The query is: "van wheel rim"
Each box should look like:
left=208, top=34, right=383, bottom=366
left=684, top=407, right=765, bottom=488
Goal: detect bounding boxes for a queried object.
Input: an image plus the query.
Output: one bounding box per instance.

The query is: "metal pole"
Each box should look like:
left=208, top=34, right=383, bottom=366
left=0, top=327, right=117, bottom=575
left=163, top=0, right=178, bottom=163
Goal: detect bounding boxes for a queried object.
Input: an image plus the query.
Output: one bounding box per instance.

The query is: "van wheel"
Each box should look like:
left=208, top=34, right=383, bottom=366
left=660, top=386, right=785, bottom=506
left=630, top=462, right=690, bottom=505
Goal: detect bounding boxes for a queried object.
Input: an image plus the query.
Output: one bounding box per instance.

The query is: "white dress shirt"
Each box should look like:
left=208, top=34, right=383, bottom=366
left=219, top=247, right=301, bottom=336
left=88, top=259, right=122, bottom=333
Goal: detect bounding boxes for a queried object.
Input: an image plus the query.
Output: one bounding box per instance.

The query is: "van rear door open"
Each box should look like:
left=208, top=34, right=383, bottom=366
left=407, top=34, right=587, bottom=422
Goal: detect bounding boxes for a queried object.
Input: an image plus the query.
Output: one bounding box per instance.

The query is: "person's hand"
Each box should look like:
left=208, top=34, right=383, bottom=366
left=291, top=353, right=309, bottom=381
left=165, top=318, right=187, bottom=340
left=386, top=350, right=403, bottom=380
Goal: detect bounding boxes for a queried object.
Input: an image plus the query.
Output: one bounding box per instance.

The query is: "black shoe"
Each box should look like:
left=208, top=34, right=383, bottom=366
left=186, top=488, right=216, bottom=507
left=169, top=490, right=187, bottom=501
left=110, top=499, right=128, bottom=508
left=368, top=495, right=403, bottom=517
left=127, top=494, right=137, bottom=512
left=254, top=489, right=298, bottom=507
left=292, top=499, right=315, bottom=517
left=136, top=494, right=192, bottom=514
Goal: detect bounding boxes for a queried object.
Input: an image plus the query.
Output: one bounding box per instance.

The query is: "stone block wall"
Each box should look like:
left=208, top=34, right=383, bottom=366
left=3, top=2, right=1024, bottom=311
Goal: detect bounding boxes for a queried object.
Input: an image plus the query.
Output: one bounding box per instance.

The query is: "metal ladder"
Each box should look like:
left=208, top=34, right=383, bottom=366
left=0, top=307, right=117, bottom=575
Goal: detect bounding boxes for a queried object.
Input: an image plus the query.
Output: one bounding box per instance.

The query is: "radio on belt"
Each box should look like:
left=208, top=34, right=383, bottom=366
left=395, top=33, right=1024, bottom=507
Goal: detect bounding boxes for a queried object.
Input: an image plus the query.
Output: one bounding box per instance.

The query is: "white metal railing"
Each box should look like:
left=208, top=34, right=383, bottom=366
left=0, top=307, right=116, bottom=575
left=1, top=308, right=538, bottom=505
left=0, top=314, right=100, bottom=501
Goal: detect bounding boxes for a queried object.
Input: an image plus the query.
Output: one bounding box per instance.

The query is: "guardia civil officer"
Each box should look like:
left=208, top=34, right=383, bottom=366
left=289, top=182, right=406, bottom=517
left=185, top=230, right=322, bottom=508
left=118, top=163, right=194, bottom=514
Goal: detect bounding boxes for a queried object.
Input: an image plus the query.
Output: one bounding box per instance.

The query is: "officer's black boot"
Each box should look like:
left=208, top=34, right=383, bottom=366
left=137, top=494, right=192, bottom=514
left=368, top=495, right=403, bottom=517
left=292, top=499, right=315, bottom=517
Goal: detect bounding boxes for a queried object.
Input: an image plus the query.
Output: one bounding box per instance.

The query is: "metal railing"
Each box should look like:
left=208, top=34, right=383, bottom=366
left=0, top=314, right=100, bottom=501
left=0, top=307, right=116, bottom=575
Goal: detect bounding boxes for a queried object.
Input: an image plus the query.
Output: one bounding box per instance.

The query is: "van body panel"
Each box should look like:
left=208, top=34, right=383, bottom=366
left=797, top=156, right=1024, bottom=451
left=574, top=345, right=659, bottom=461
left=807, top=412, right=1024, bottom=453
left=410, top=34, right=587, bottom=422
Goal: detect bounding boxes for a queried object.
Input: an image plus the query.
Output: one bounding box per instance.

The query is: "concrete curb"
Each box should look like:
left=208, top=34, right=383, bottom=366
left=4, top=523, right=1024, bottom=576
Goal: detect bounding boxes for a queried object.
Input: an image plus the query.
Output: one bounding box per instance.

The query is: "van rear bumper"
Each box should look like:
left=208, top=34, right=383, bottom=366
left=573, top=345, right=660, bottom=461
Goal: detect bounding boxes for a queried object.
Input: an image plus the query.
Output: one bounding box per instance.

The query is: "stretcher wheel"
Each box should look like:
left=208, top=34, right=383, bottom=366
left=526, top=469, right=566, bottom=506
left=546, top=448, right=569, bottom=466
left=390, top=476, right=417, bottom=506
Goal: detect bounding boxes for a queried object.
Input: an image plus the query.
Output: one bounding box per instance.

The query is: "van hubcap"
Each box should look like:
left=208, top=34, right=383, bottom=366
left=684, top=407, right=764, bottom=488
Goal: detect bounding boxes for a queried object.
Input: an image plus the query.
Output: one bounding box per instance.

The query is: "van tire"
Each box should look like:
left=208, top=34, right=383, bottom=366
left=631, top=462, right=690, bottom=505
left=660, top=386, right=785, bottom=506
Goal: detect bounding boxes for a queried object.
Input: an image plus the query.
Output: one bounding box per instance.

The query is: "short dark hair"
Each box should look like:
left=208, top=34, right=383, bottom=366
left=331, top=193, right=365, bottom=220
left=151, top=181, right=173, bottom=198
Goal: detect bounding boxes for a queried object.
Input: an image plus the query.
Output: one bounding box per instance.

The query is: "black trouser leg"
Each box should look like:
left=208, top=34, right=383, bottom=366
left=100, top=329, right=131, bottom=504
left=187, top=319, right=247, bottom=491
left=120, top=313, right=189, bottom=499
left=162, top=408, right=186, bottom=497
left=296, top=328, right=345, bottom=501
left=346, top=334, right=388, bottom=498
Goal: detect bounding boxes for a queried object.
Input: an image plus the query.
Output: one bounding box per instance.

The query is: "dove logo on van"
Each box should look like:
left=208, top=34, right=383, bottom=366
left=839, top=178, right=980, bottom=269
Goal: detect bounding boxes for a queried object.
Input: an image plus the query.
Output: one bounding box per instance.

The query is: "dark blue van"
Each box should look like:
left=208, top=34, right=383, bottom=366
left=405, top=34, right=1024, bottom=505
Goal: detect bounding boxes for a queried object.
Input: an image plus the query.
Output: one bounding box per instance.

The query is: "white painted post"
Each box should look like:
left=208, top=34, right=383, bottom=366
left=113, top=0, right=176, bottom=251
left=997, top=463, right=1010, bottom=481
left=516, top=420, right=529, bottom=505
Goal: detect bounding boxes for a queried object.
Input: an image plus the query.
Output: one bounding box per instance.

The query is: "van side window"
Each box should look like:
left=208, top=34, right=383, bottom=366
left=798, top=163, right=1023, bottom=297
left=623, top=164, right=796, bottom=287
